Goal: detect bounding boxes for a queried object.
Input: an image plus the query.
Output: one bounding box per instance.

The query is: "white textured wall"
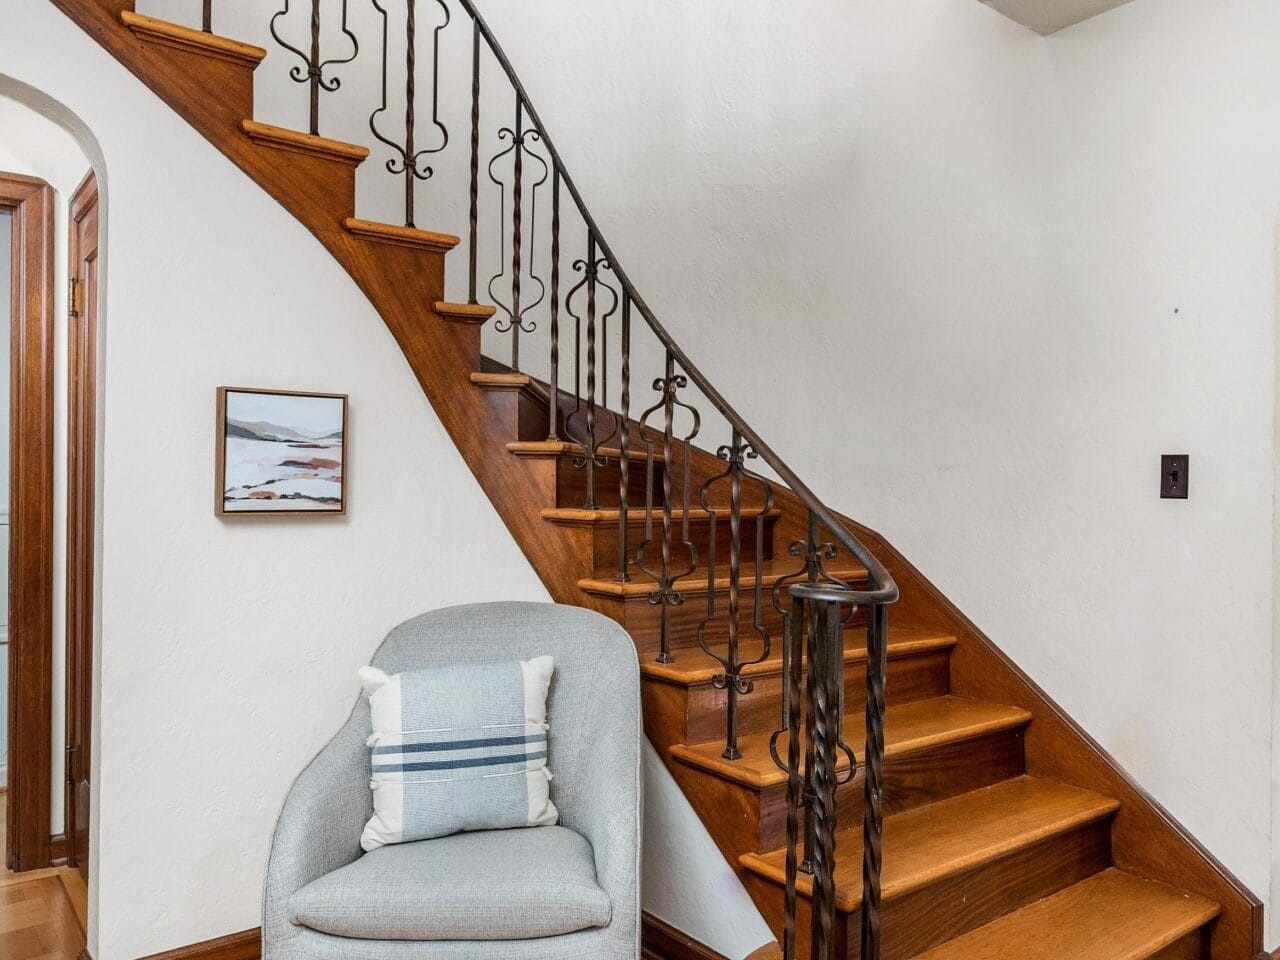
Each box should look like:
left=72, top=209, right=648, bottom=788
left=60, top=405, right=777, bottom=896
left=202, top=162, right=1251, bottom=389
left=0, top=105, right=93, bottom=825
left=1040, top=0, right=1280, bottom=941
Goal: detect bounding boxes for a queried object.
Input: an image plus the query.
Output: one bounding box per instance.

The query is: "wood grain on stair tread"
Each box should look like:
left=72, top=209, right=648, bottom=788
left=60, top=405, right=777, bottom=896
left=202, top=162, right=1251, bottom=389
left=470, top=371, right=532, bottom=389
left=544, top=506, right=779, bottom=526
left=641, top=627, right=956, bottom=686
left=740, top=776, right=1119, bottom=913
left=435, top=301, right=498, bottom=322
left=579, top=558, right=868, bottom=598
left=910, top=868, right=1219, bottom=960
left=672, top=696, right=1030, bottom=789
left=119, top=11, right=267, bottom=64
left=508, top=440, right=662, bottom=463
left=342, top=217, right=460, bottom=251
left=239, top=120, right=370, bottom=163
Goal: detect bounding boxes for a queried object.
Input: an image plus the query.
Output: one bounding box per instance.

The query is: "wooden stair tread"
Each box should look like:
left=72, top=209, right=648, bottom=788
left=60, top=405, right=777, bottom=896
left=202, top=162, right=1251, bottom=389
left=240, top=120, right=370, bottom=163
left=579, top=558, right=868, bottom=599
left=343, top=218, right=460, bottom=252
left=910, top=868, right=1220, bottom=960
left=741, top=776, right=1120, bottom=913
left=543, top=506, right=779, bottom=526
left=641, top=627, right=956, bottom=686
left=470, top=371, right=531, bottom=390
left=509, top=440, right=660, bottom=463
left=436, top=301, right=497, bottom=322
left=119, top=11, right=267, bottom=65
left=672, top=695, right=1030, bottom=789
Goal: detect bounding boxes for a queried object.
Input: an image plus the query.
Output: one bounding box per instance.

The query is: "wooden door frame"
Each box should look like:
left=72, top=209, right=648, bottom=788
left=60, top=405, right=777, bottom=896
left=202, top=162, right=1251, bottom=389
left=1, top=171, right=56, bottom=872
left=65, top=169, right=97, bottom=879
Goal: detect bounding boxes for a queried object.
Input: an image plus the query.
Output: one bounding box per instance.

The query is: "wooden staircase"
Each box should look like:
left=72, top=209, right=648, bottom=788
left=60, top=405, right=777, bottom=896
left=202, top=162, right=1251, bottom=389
left=48, top=3, right=1265, bottom=957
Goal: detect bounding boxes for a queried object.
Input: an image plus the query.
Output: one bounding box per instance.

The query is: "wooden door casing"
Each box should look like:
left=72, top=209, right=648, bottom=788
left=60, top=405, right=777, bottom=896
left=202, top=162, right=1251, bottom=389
left=65, top=170, right=97, bottom=882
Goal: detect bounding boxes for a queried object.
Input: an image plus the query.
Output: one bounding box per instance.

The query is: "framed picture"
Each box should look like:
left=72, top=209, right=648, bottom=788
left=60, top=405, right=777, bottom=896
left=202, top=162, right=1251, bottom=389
left=216, top=387, right=348, bottom=516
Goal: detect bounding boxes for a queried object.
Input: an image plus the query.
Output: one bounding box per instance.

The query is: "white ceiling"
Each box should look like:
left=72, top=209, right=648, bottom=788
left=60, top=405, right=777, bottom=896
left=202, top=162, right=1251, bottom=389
left=979, top=0, right=1137, bottom=34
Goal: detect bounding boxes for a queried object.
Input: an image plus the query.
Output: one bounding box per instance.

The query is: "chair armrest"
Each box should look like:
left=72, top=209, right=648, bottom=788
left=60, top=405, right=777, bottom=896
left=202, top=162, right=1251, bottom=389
left=566, top=654, right=643, bottom=953
left=262, top=707, right=372, bottom=955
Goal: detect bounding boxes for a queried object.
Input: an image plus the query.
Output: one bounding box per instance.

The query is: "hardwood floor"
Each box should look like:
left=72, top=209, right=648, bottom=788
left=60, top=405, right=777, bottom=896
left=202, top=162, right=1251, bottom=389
left=0, top=792, right=88, bottom=960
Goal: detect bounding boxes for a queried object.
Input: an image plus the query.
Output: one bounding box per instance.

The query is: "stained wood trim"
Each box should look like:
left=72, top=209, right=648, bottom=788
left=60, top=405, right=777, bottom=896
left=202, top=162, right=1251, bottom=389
left=434, top=301, right=497, bottom=322
left=134, top=929, right=261, bottom=960
left=239, top=121, right=370, bottom=164
left=119, top=11, right=267, bottom=66
left=49, top=832, right=68, bottom=865
left=641, top=913, right=738, bottom=960
left=2, top=171, right=56, bottom=873
left=127, top=917, right=736, bottom=960
left=342, top=217, right=460, bottom=252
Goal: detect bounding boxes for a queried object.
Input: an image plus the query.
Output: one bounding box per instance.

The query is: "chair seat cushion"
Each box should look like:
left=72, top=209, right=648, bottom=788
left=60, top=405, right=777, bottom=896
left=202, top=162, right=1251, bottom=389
left=288, top=826, right=612, bottom=941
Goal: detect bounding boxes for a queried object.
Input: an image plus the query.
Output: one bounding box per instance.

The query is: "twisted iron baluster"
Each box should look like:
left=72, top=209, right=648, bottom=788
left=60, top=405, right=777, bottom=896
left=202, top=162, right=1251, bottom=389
left=487, top=102, right=545, bottom=368
left=583, top=235, right=597, bottom=503
left=616, top=296, right=631, bottom=583
left=769, top=595, right=805, bottom=960
left=510, top=97, right=524, bottom=370
left=636, top=352, right=700, bottom=663
left=805, top=589, right=843, bottom=960
left=269, top=0, right=359, bottom=137
left=547, top=170, right=561, bottom=441
left=696, top=433, right=775, bottom=760
left=202, top=0, right=212, bottom=32
left=468, top=18, right=480, bottom=304
left=370, top=0, right=449, bottom=227
left=563, top=253, right=619, bottom=501
left=861, top=603, right=889, bottom=960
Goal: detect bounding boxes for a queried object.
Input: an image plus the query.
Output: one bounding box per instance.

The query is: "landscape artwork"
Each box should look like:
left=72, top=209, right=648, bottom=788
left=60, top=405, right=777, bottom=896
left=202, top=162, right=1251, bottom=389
left=217, top=388, right=348, bottom=515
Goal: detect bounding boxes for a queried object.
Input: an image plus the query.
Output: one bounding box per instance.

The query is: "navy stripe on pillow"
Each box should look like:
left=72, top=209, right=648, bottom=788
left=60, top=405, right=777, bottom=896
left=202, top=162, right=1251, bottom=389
left=371, top=732, right=546, bottom=756
left=372, top=750, right=548, bottom=773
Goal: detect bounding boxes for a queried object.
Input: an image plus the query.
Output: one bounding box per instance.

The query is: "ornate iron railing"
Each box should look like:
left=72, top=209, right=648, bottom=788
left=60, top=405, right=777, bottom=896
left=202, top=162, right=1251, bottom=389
left=227, top=2, right=900, bottom=956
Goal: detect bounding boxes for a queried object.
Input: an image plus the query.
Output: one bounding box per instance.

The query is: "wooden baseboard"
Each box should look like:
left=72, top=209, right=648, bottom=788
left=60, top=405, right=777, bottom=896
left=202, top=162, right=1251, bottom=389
left=129, top=915, right=750, bottom=960
left=641, top=913, right=733, bottom=960
left=135, top=929, right=261, bottom=960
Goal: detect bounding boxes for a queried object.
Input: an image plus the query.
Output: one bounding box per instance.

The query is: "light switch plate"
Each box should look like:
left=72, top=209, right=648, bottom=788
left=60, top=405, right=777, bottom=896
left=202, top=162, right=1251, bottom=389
left=1161, top=454, right=1189, bottom=499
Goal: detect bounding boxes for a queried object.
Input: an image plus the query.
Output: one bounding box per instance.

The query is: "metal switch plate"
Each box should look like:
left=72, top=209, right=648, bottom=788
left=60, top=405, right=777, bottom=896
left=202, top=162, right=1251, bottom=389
left=1161, top=454, right=1189, bottom=499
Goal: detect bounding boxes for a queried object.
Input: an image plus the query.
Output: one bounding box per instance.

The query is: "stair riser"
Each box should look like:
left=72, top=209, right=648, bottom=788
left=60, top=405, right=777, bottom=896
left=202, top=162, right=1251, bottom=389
left=553, top=458, right=665, bottom=511
left=609, top=591, right=870, bottom=655
left=746, top=818, right=1112, bottom=960
left=669, top=728, right=1026, bottom=861
left=1151, top=929, right=1209, bottom=960
left=126, top=32, right=257, bottom=135
left=585, top=514, right=779, bottom=575
left=648, top=646, right=952, bottom=747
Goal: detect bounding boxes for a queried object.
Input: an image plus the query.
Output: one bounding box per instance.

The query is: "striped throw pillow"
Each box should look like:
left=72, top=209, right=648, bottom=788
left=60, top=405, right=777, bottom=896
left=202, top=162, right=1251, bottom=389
left=357, top=657, right=558, bottom=851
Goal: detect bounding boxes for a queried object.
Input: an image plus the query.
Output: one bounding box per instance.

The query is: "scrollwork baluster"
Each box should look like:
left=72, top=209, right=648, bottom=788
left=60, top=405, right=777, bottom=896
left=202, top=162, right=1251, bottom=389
left=636, top=351, right=699, bottom=664
left=270, top=0, right=359, bottom=137
left=615, top=295, right=631, bottom=583
left=547, top=170, right=561, bottom=442
left=370, top=0, right=449, bottom=228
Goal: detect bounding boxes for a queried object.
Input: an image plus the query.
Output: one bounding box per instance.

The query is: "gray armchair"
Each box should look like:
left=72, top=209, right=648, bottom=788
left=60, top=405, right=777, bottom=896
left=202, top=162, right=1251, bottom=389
left=262, top=601, right=642, bottom=960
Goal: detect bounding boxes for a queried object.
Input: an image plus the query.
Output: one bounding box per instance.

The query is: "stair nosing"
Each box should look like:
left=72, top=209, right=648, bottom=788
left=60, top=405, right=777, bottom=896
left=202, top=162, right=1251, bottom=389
left=579, top=564, right=869, bottom=599
left=436, top=301, right=498, bottom=322
left=240, top=119, right=370, bottom=164
left=671, top=696, right=1032, bottom=790
left=640, top=632, right=957, bottom=687
left=120, top=11, right=268, bottom=65
left=343, top=217, right=460, bottom=252
left=739, top=776, right=1120, bottom=913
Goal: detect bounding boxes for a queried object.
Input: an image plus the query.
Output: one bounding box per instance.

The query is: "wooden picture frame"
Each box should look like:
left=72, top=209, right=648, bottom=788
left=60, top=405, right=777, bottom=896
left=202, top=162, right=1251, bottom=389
left=215, top=387, right=348, bottom=517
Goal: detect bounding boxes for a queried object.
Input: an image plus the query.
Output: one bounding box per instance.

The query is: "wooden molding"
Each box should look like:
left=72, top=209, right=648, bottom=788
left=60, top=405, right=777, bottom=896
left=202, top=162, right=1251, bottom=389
left=434, top=301, right=497, bottom=323
left=2, top=170, right=56, bottom=874
left=239, top=120, right=370, bottom=165
left=342, top=218, right=460, bottom=252
left=135, top=928, right=261, bottom=960
left=469, top=371, right=532, bottom=390
left=49, top=832, right=68, bottom=865
left=641, top=913, right=737, bottom=960
left=119, top=11, right=266, bottom=67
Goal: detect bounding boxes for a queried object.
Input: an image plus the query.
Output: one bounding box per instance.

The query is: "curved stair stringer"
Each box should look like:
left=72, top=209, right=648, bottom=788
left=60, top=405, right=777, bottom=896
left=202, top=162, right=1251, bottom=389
left=47, top=3, right=1265, bottom=959
left=46, top=0, right=621, bottom=614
